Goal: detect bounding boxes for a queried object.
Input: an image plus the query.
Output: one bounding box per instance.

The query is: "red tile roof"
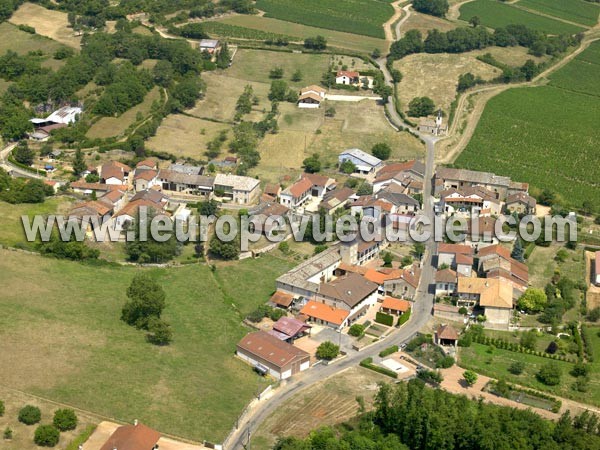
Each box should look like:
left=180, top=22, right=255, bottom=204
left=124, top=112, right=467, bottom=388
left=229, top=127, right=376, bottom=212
left=438, top=243, right=473, bottom=255
left=300, top=301, right=349, bottom=326
left=237, top=331, right=309, bottom=369
left=381, top=297, right=411, bottom=312
left=99, top=423, right=160, bottom=450
left=437, top=324, right=459, bottom=341
left=337, top=70, right=359, bottom=78
left=288, top=177, right=313, bottom=198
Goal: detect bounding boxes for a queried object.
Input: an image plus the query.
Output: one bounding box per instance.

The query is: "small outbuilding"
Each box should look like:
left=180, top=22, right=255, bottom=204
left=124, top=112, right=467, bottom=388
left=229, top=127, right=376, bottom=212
left=435, top=324, right=459, bottom=347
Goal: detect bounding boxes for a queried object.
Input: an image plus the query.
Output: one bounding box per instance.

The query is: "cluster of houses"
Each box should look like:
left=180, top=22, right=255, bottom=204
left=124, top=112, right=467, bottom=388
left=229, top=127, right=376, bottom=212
left=68, top=158, right=261, bottom=232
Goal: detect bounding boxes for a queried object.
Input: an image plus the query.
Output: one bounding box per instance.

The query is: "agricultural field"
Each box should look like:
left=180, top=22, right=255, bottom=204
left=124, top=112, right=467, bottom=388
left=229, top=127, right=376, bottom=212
left=255, top=0, right=394, bottom=39
left=394, top=51, right=502, bottom=114
left=200, top=21, right=298, bottom=42
left=224, top=49, right=331, bottom=88
left=146, top=114, right=231, bottom=160
left=517, top=0, right=600, bottom=27
left=459, top=0, right=586, bottom=34
left=9, top=2, right=82, bottom=48
left=457, top=41, right=600, bottom=210
left=402, top=10, right=458, bottom=35
left=250, top=366, right=391, bottom=449
left=0, top=249, right=293, bottom=442
left=251, top=100, right=425, bottom=185
left=86, top=87, right=163, bottom=140
left=212, top=15, right=387, bottom=53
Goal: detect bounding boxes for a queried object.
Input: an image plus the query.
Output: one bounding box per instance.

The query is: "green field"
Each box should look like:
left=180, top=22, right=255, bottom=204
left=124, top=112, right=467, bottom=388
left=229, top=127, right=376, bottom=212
left=459, top=0, right=586, bottom=34
left=458, top=343, right=594, bottom=403
left=0, top=250, right=292, bottom=442
left=456, top=42, right=600, bottom=210
left=214, top=15, right=387, bottom=53
left=255, top=0, right=393, bottom=39
left=0, top=21, right=67, bottom=56
left=518, top=0, right=600, bottom=27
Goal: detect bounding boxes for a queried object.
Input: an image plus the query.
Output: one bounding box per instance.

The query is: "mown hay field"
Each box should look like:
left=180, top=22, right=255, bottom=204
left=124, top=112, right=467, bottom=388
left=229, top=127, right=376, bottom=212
left=9, top=2, right=81, bottom=48
left=456, top=42, right=600, bottom=210
left=255, top=0, right=394, bottom=39
left=459, top=0, right=586, bottom=34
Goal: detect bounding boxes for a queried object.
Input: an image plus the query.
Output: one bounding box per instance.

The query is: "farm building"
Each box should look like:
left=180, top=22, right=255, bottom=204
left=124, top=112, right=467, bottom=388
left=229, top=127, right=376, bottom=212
left=435, top=324, right=459, bottom=347
left=236, top=331, right=310, bottom=380
left=380, top=297, right=411, bottom=316
left=30, top=106, right=82, bottom=127
left=199, top=39, right=220, bottom=53
left=298, top=85, right=326, bottom=108
left=338, top=148, right=382, bottom=175
left=214, top=173, right=261, bottom=205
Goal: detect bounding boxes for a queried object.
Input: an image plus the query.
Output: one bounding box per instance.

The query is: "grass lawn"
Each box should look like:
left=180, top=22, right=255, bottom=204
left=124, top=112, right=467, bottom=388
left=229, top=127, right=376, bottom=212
left=213, top=15, right=386, bottom=53
left=86, top=87, right=162, bottom=140
left=0, top=197, right=74, bottom=250
left=527, top=244, right=586, bottom=288
left=458, top=343, right=587, bottom=403
left=459, top=0, right=586, bottom=34
left=225, top=49, right=330, bottom=88
left=0, top=250, right=293, bottom=442
left=9, top=2, right=82, bottom=48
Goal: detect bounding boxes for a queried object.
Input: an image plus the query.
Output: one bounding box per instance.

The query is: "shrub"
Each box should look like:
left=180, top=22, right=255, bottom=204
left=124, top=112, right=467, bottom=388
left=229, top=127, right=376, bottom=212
left=397, top=308, right=411, bottom=327
left=379, top=345, right=399, bottom=358
left=348, top=323, right=365, bottom=337
left=570, top=361, right=590, bottom=378
left=269, top=308, right=286, bottom=321
left=18, top=405, right=41, bottom=425
left=436, top=355, right=455, bottom=369
left=537, top=362, right=562, bottom=386
left=417, top=369, right=443, bottom=384
left=360, top=358, right=398, bottom=378
left=53, top=409, right=77, bottom=431
left=463, top=370, right=478, bottom=386
left=316, top=341, right=340, bottom=360
left=0, top=400, right=4, bottom=416
left=3, top=427, right=12, bottom=440
left=375, top=311, right=394, bottom=327
left=34, top=425, right=59, bottom=447
left=508, top=361, right=525, bottom=375
left=458, top=306, right=468, bottom=315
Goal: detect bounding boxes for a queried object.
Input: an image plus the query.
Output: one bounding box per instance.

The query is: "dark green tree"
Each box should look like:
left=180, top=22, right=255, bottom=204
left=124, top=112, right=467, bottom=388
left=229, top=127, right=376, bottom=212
left=121, top=273, right=167, bottom=330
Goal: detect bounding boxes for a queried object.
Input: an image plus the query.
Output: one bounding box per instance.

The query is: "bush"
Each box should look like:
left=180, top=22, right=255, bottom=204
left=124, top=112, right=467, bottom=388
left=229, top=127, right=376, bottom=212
left=34, top=425, right=59, bottom=447
left=146, top=317, right=173, bottom=346
left=508, top=361, right=525, bottom=375
left=436, top=355, right=455, bottom=369
left=18, top=405, right=41, bottom=425
left=269, top=308, right=286, bottom=321
left=316, top=341, right=340, bottom=360
left=379, top=345, right=399, bottom=358
left=463, top=370, right=478, bottom=386
left=458, top=306, right=468, bottom=315
left=417, top=369, right=443, bottom=384
left=375, top=311, right=394, bottom=327
left=348, top=323, right=365, bottom=337
left=371, top=143, right=391, bottom=160
left=537, top=362, right=562, bottom=386
left=3, top=427, right=12, bottom=440
left=570, top=361, right=590, bottom=378
left=0, top=400, right=4, bottom=416
left=53, top=409, right=77, bottom=431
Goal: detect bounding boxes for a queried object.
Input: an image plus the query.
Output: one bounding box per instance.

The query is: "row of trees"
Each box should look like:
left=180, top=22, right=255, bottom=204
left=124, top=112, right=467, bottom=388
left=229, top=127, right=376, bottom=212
left=390, top=24, right=581, bottom=60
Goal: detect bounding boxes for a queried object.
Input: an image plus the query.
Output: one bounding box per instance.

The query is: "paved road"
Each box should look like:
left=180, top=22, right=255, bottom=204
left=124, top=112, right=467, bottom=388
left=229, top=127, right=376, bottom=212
left=0, top=142, right=46, bottom=179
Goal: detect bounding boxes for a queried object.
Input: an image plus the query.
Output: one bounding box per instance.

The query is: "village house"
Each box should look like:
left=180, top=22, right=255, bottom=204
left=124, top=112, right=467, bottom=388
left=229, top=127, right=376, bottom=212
left=298, top=85, right=326, bottom=109
left=438, top=186, right=502, bottom=216
left=279, top=177, right=313, bottom=210
left=477, top=244, right=529, bottom=292
left=373, top=160, right=425, bottom=194
left=269, top=290, right=295, bottom=310
left=457, top=277, right=514, bottom=327
left=299, top=301, right=350, bottom=329
left=135, top=159, right=158, bottom=171
left=435, top=268, right=458, bottom=296
left=319, top=187, right=357, bottom=215
left=70, top=181, right=126, bottom=196
left=339, top=148, right=382, bottom=176
left=99, top=421, right=160, bottom=450
left=505, top=192, right=537, bottom=215
left=249, top=201, right=290, bottom=235
left=435, top=167, right=528, bottom=200
left=383, top=264, right=421, bottom=300
left=134, top=169, right=160, bottom=192
left=113, top=197, right=169, bottom=231
left=101, top=161, right=131, bottom=185
left=159, top=170, right=214, bottom=198
left=236, top=331, right=310, bottom=380
left=380, top=296, right=411, bottom=316
left=263, top=184, right=282, bottom=202
left=418, top=113, right=447, bottom=136
left=315, top=272, right=379, bottom=316
left=301, top=173, right=336, bottom=198
left=335, top=70, right=360, bottom=86
left=214, top=173, right=261, bottom=205
left=437, top=243, right=474, bottom=270
left=376, top=187, right=421, bottom=215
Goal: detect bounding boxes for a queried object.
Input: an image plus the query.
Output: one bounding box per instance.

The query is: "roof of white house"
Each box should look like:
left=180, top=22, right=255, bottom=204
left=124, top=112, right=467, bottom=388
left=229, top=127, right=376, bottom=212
left=199, top=39, right=219, bottom=48
left=46, top=106, right=82, bottom=124
left=339, top=148, right=382, bottom=167
left=214, top=173, right=260, bottom=192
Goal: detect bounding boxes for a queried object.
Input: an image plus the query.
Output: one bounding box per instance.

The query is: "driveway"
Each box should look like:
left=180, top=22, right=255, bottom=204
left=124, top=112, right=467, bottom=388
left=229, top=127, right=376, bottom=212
left=325, top=94, right=381, bottom=102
